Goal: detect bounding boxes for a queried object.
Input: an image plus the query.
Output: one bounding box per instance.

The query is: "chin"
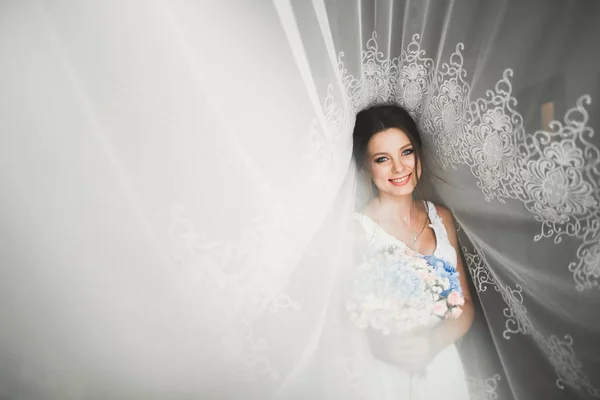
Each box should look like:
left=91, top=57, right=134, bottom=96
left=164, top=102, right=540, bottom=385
left=392, top=187, right=416, bottom=196
left=378, top=185, right=416, bottom=197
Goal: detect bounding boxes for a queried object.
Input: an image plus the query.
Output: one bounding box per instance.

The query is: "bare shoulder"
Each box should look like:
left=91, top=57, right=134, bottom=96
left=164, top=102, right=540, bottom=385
left=432, top=203, right=454, bottom=223
left=431, top=203, right=458, bottom=238
left=353, top=218, right=368, bottom=245
left=352, top=218, right=369, bottom=258
left=353, top=219, right=367, bottom=239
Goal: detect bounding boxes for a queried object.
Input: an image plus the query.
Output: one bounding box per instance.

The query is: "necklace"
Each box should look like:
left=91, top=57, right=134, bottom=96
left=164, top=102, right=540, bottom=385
left=406, top=201, right=429, bottom=243
left=410, top=200, right=417, bottom=242
left=391, top=200, right=420, bottom=243
left=376, top=198, right=427, bottom=244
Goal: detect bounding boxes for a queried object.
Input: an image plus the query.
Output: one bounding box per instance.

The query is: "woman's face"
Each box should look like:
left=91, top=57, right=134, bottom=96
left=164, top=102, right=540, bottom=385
left=365, top=128, right=421, bottom=197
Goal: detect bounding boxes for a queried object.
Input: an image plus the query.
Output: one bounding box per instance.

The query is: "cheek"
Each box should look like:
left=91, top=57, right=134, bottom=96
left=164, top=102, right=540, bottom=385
left=404, top=156, right=421, bottom=180
left=369, top=164, right=388, bottom=180
left=402, top=156, right=416, bottom=172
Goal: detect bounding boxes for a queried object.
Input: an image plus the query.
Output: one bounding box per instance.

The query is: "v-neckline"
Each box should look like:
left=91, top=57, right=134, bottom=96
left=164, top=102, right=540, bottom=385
left=357, top=202, right=438, bottom=258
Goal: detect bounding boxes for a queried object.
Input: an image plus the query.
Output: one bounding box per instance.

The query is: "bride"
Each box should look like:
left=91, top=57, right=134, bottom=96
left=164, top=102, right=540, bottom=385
left=348, top=104, right=475, bottom=399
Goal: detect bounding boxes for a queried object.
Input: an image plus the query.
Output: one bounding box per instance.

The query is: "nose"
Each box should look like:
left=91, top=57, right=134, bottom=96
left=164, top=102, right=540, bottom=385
left=391, top=158, right=404, bottom=174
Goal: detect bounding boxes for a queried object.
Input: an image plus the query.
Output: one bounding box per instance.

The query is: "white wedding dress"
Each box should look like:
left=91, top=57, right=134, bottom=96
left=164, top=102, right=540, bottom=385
left=347, top=201, right=470, bottom=400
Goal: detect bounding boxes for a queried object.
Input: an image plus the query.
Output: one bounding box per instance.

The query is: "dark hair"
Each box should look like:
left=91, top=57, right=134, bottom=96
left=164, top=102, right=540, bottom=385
left=352, top=103, right=425, bottom=189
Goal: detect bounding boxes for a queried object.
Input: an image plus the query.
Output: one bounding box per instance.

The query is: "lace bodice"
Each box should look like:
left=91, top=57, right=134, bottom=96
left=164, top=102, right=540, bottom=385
left=354, top=201, right=457, bottom=267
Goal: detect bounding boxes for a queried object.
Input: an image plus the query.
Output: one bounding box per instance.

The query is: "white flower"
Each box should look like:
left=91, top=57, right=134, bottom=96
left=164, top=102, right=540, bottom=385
left=347, top=246, right=464, bottom=334
left=447, top=291, right=465, bottom=306
left=433, top=300, right=448, bottom=317
left=449, top=307, right=463, bottom=319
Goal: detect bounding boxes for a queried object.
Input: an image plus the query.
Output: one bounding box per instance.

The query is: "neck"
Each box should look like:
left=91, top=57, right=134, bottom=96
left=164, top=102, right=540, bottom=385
left=374, top=193, right=415, bottom=224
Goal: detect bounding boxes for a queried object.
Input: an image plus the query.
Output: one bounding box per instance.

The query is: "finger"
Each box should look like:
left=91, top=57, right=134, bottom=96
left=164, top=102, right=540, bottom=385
left=394, top=335, right=429, bottom=346
left=394, top=343, right=429, bottom=355
left=391, top=346, right=429, bottom=357
left=391, top=351, right=424, bottom=362
left=394, top=359, right=427, bottom=372
left=390, top=353, right=428, bottom=367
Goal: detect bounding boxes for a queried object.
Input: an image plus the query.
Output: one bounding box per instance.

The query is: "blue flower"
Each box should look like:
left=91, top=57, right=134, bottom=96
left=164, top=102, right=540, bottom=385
left=423, top=255, right=462, bottom=297
left=369, top=256, right=425, bottom=302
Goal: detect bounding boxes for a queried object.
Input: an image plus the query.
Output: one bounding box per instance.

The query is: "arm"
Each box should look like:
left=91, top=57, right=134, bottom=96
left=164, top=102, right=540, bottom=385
left=388, top=206, right=474, bottom=371
left=429, top=205, right=475, bottom=351
left=352, top=220, right=368, bottom=262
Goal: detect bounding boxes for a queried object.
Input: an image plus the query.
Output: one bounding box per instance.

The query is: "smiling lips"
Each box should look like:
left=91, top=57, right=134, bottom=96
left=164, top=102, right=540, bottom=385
left=388, top=173, right=412, bottom=186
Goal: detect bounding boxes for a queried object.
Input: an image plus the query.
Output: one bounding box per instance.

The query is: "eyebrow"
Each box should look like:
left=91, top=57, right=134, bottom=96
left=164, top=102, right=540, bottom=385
left=372, top=144, right=412, bottom=157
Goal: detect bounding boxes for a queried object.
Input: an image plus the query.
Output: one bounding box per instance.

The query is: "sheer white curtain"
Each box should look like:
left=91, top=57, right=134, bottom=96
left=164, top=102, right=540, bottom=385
left=1, top=1, right=599, bottom=399
left=322, top=1, right=600, bottom=399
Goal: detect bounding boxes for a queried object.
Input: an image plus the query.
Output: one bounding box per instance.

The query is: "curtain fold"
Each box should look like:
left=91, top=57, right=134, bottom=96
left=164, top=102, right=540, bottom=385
left=0, top=1, right=598, bottom=399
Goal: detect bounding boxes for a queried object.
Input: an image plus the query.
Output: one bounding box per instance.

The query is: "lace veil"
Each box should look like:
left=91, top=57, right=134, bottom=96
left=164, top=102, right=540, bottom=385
left=1, top=1, right=599, bottom=399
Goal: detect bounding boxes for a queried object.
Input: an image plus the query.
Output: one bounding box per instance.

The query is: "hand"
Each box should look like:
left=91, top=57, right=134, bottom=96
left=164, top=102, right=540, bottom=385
left=387, top=330, right=440, bottom=372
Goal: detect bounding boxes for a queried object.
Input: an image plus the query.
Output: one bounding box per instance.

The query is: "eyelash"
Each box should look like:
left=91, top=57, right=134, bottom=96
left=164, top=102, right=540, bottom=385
left=374, top=149, right=414, bottom=163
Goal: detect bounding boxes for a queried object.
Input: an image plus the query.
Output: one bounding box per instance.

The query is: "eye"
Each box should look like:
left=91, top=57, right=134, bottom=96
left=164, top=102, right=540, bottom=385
left=401, top=148, right=414, bottom=156
left=375, top=156, right=388, bottom=163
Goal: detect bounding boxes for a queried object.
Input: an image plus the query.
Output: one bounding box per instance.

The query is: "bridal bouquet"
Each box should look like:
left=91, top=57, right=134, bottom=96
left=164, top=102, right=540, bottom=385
left=346, top=245, right=464, bottom=335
